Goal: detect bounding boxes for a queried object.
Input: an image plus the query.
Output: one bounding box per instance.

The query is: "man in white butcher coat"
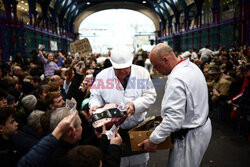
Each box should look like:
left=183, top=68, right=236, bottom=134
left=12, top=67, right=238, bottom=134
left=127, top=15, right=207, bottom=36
left=138, top=43, right=212, bottom=167
left=89, top=47, right=157, bottom=167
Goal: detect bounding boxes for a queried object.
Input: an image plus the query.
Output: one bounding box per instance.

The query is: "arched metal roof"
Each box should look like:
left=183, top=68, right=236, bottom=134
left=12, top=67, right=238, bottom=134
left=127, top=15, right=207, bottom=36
left=52, top=0, right=192, bottom=32
left=17, top=0, right=197, bottom=33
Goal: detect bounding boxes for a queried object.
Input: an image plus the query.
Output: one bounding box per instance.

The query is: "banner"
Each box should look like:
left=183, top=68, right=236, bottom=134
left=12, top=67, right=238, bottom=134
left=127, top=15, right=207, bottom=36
left=70, top=38, right=92, bottom=57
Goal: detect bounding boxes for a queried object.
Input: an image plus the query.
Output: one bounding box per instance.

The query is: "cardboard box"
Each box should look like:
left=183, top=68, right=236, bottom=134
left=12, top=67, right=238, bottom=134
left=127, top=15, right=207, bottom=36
left=129, top=116, right=173, bottom=151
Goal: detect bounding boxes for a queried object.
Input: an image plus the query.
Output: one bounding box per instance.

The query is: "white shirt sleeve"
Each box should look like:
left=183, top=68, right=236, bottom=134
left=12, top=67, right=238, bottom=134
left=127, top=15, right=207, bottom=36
left=133, top=75, right=157, bottom=114
left=89, top=75, right=105, bottom=108
left=212, top=50, right=219, bottom=55
left=150, top=78, right=186, bottom=144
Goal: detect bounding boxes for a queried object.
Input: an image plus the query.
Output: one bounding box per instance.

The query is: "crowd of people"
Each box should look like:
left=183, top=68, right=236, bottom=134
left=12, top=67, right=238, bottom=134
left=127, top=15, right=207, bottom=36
left=191, top=44, right=250, bottom=139
left=135, top=44, right=250, bottom=140
left=0, top=48, right=121, bottom=167
left=0, top=43, right=249, bottom=167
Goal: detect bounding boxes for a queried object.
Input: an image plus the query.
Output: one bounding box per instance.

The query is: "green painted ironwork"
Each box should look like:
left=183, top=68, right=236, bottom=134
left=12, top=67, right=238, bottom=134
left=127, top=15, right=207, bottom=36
left=1, top=26, right=71, bottom=61
left=165, top=24, right=237, bottom=52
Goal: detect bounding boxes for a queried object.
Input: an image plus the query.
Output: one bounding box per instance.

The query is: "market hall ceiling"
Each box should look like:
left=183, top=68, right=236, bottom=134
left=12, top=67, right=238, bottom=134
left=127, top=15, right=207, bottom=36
left=14, top=0, right=196, bottom=33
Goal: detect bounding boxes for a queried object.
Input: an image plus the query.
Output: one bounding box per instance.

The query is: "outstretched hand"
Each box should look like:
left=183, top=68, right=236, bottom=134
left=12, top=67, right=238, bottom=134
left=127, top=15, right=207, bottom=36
left=110, top=132, right=122, bottom=146
left=126, top=102, right=135, bottom=116
left=89, top=106, right=99, bottom=115
left=95, top=125, right=107, bottom=139
left=74, top=61, right=86, bottom=75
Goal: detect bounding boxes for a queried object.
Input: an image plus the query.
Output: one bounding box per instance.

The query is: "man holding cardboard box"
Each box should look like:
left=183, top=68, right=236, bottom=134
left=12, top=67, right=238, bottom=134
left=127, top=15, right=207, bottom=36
left=89, top=46, right=157, bottom=167
left=139, top=43, right=212, bottom=167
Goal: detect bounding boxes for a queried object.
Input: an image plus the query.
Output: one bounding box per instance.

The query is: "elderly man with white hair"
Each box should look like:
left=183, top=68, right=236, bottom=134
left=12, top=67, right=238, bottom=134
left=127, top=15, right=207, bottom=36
left=89, top=46, right=157, bottom=167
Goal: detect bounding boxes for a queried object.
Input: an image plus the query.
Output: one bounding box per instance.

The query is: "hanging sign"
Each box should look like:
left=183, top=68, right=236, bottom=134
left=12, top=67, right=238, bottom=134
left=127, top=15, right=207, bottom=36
left=50, top=41, right=58, bottom=51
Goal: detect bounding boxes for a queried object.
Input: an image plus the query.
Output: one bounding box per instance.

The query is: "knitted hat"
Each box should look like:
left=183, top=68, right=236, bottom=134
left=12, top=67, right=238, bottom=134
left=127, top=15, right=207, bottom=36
left=22, top=95, right=37, bottom=111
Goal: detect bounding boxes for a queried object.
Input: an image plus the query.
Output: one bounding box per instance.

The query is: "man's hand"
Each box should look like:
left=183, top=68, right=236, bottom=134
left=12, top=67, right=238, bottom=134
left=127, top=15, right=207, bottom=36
left=79, top=80, right=87, bottom=93
left=74, top=61, right=86, bottom=75
left=126, top=102, right=135, bottom=116
left=110, top=132, right=122, bottom=146
left=79, top=76, right=92, bottom=92
left=213, top=89, right=220, bottom=96
left=89, top=106, right=99, bottom=115
left=52, top=110, right=78, bottom=140
left=138, top=139, right=157, bottom=152
left=70, top=58, right=78, bottom=68
left=95, top=125, right=106, bottom=139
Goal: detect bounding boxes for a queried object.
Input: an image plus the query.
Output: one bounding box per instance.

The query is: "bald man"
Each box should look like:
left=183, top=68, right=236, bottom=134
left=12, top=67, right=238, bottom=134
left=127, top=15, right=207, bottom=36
left=138, top=44, right=212, bottom=167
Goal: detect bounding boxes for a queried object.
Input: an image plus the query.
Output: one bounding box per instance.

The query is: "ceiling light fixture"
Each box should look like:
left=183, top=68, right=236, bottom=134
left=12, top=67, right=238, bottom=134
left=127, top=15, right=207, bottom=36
left=21, top=1, right=24, bottom=3
left=87, top=2, right=90, bottom=5
left=142, top=1, right=147, bottom=4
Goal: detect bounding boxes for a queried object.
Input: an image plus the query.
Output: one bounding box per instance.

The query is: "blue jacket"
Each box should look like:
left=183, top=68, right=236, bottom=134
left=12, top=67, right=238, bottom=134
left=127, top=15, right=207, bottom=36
left=17, top=134, right=58, bottom=167
left=11, top=125, right=41, bottom=156
left=57, top=56, right=63, bottom=67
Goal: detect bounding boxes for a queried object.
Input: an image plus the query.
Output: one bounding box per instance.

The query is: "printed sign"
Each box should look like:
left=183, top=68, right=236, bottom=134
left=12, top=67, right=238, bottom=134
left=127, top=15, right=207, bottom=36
left=70, top=38, right=92, bottom=57
left=50, top=41, right=58, bottom=51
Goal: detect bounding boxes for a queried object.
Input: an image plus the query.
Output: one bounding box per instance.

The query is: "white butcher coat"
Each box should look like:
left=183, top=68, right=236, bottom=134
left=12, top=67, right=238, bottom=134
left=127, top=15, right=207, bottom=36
left=89, top=64, right=157, bottom=166
left=150, top=59, right=212, bottom=167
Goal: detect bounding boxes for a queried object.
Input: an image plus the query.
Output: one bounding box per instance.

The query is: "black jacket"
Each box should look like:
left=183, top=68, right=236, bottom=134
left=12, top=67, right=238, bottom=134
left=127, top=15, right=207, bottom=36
left=11, top=125, right=41, bottom=155
left=48, top=140, right=77, bottom=167
left=66, top=73, right=86, bottom=111
left=100, top=135, right=121, bottom=167
left=0, top=136, right=21, bottom=167
left=17, top=134, right=58, bottom=167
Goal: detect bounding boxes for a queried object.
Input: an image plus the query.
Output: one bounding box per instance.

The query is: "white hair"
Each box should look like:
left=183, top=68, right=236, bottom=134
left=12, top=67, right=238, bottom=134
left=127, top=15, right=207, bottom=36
left=50, top=107, right=78, bottom=131
left=27, top=110, right=45, bottom=129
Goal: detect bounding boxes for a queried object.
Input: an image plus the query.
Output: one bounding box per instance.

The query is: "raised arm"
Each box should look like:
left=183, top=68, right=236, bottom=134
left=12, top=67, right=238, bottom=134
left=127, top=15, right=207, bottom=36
left=38, top=51, right=47, bottom=64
